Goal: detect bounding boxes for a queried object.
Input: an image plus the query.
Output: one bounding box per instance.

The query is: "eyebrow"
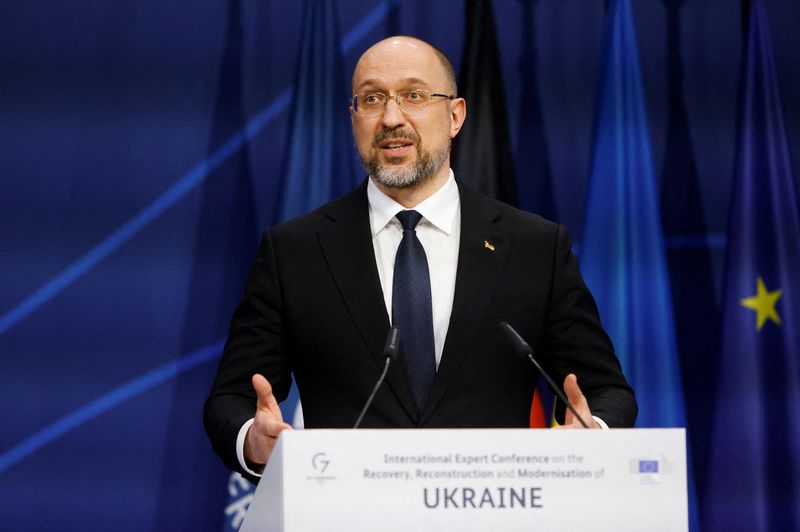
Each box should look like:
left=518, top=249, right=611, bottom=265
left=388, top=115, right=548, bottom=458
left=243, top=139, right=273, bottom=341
left=355, top=77, right=432, bottom=92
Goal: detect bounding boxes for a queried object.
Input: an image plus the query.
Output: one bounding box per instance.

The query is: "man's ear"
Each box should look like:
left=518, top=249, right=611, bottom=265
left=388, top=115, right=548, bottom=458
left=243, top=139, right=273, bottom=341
left=449, top=98, right=466, bottom=138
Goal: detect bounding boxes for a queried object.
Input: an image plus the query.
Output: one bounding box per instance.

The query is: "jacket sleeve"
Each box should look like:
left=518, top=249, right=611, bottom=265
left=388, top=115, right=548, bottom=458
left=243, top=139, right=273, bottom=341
left=203, top=230, right=294, bottom=478
left=538, top=224, right=637, bottom=428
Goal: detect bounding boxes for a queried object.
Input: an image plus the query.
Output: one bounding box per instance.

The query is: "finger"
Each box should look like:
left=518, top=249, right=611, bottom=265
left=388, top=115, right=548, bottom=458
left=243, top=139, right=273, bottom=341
left=252, top=374, right=284, bottom=423
left=263, top=417, right=293, bottom=437
left=561, top=374, right=599, bottom=428
left=564, top=403, right=574, bottom=425
left=563, top=373, right=584, bottom=406
left=252, top=373, right=277, bottom=410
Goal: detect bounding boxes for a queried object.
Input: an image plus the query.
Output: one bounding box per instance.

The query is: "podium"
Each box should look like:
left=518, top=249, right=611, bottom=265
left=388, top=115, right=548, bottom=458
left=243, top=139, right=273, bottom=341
left=240, top=428, right=687, bottom=532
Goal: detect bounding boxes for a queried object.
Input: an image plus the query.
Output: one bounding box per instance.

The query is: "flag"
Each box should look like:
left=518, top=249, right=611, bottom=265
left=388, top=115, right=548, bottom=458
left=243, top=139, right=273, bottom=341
left=219, top=0, right=356, bottom=528
left=275, top=0, right=358, bottom=403
left=659, top=0, right=719, bottom=511
left=153, top=0, right=260, bottom=529
left=705, top=1, right=800, bottom=529
left=276, top=0, right=359, bottom=223
left=516, top=0, right=558, bottom=426
left=275, top=0, right=355, bottom=413
left=452, top=0, right=517, bottom=206
left=579, top=0, right=696, bottom=526
left=515, top=0, right=556, bottom=220
left=581, top=0, right=687, bottom=429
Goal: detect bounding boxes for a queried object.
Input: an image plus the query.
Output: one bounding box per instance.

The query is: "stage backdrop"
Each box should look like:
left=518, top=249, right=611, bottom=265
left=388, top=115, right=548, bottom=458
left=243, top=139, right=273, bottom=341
left=1, top=1, right=798, bottom=530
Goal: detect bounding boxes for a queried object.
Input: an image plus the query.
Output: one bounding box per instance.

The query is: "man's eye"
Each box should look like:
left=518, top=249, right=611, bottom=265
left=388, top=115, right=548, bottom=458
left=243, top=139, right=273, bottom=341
left=405, top=91, right=424, bottom=102
left=363, top=94, right=383, bottom=105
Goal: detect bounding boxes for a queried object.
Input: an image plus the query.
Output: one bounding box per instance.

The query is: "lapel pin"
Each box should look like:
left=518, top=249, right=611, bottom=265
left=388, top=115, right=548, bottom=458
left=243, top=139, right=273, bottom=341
left=483, top=240, right=495, bottom=252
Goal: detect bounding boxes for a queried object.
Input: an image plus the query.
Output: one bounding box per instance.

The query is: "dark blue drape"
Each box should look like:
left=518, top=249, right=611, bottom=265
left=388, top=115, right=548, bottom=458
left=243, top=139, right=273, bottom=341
left=1, top=1, right=798, bottom=530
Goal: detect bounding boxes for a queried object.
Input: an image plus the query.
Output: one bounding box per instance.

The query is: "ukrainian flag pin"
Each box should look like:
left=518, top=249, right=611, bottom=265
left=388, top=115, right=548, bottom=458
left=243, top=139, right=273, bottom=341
left=484, top=240, right=495, bottom=252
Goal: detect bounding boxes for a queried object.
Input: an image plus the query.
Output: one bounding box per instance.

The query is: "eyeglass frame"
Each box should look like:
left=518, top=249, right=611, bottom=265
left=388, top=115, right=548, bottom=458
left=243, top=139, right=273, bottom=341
left=350, top=89, right=455, bottom=116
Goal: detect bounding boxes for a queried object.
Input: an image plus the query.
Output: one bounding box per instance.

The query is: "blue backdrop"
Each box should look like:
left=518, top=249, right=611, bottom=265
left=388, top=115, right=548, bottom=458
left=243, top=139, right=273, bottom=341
left=1, top=1, right=798, bottom=530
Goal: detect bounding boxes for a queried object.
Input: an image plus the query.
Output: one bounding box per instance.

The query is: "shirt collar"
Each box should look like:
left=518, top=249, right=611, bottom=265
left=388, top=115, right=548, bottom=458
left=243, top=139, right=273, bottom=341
left=367, top=169, right=460, bottom=237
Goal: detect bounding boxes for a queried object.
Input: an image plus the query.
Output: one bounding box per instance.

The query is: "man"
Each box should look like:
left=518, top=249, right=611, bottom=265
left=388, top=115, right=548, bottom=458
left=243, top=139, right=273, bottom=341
left=204, top=36, right=636, bottom=480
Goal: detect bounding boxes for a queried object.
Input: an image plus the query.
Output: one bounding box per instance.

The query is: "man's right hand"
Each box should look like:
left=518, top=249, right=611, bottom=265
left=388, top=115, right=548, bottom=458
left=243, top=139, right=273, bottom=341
left=243, top=374, right=293, bottom=468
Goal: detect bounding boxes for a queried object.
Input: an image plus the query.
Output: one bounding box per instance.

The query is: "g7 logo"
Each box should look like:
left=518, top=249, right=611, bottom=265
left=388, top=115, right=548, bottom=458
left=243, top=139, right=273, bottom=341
left=312, top=452, right=330, bottom=474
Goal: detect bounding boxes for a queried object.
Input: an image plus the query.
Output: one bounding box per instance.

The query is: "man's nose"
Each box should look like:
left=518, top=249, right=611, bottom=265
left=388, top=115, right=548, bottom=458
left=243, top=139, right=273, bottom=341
left=380, top=97, right=406, bottom=129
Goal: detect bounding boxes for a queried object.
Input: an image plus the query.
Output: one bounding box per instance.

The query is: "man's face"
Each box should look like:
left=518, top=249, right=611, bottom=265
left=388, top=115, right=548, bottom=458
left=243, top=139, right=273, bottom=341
left=350, top=38, right=463, bottom=189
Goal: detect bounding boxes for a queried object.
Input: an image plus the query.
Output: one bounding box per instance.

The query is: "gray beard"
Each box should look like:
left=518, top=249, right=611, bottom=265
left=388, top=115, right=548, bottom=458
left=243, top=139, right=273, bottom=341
left=362, top=139, right=450, bottom=189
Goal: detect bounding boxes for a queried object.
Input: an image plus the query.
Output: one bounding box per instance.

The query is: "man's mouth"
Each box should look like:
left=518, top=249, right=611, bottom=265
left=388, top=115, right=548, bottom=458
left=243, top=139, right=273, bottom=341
left=379, top=139, right=414, bottom=156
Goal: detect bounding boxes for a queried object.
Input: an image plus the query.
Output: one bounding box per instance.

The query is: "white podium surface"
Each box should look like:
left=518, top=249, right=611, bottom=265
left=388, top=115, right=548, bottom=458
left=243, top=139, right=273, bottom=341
left=240, top=428, right=687, bottom=532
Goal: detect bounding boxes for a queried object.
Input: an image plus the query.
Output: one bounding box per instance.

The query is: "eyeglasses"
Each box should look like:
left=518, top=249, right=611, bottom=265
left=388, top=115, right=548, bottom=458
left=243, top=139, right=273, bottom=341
left=351, top=89, right=454, bottom=117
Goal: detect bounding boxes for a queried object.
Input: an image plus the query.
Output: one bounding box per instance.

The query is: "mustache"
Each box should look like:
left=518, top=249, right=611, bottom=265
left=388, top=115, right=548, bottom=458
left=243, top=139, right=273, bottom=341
left=373, top=128, right=420, bottom=145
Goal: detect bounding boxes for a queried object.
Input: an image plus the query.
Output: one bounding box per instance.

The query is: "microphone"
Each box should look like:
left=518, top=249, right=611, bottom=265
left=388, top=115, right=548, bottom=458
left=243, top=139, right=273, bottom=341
left=499, top=321, right=590, bottom=428
left=354, top=326, right=400, bottom=429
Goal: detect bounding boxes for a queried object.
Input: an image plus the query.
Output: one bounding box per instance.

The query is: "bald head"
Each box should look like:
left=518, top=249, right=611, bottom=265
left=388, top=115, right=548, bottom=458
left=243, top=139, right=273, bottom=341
left=349, top=35, right=467, bottom=204
left=352, top=36, right=457, bottom=96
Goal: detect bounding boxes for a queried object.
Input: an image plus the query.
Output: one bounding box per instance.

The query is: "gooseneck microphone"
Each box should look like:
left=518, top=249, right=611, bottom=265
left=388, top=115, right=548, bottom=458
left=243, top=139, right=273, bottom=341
left=499, top=321, right=590, bottom=428
left=353, top=327, right=400, bottom=429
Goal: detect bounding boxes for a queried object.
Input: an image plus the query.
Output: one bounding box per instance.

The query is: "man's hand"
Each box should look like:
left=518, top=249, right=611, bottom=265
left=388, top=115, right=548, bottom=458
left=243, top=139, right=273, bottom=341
left=555, top=373, right=600, bottom=429
left=244, top=374, right=293, bottom=468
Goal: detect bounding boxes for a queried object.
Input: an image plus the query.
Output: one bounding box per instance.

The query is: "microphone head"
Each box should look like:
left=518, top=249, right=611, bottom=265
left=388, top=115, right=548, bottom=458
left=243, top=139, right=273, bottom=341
left=499, top=321, right=533, bottom=360
left=382, top=326, right=400, bottom=360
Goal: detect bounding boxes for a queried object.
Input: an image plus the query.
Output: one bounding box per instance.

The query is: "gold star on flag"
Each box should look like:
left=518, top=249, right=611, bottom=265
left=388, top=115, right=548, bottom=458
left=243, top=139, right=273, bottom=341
left=740, top=276, right=782, bottom=331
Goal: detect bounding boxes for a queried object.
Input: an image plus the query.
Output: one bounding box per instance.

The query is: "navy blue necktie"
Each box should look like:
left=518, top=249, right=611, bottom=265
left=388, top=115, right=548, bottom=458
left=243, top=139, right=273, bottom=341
left=392, top=210, right=436, bottom=412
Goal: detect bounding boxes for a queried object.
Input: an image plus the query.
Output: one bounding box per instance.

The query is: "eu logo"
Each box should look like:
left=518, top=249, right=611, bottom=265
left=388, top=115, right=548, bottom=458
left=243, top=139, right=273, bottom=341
left=638, top=460, right=659, bottom=474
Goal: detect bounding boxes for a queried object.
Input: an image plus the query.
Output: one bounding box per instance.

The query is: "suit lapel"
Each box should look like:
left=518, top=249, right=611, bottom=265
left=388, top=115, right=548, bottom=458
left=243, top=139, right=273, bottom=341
left=316, top=184, right=419, bottom=421
left=421, top=183, right=511, bottom=422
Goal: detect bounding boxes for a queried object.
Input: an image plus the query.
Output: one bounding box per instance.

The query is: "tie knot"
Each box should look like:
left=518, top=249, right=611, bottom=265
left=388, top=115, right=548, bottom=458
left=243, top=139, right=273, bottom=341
left=396, top=210, right=423, bottom=231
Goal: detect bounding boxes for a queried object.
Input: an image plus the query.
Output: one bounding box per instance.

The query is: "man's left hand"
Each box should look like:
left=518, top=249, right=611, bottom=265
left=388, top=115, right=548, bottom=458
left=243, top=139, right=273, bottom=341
left=554, top=373, right=600, bottom=429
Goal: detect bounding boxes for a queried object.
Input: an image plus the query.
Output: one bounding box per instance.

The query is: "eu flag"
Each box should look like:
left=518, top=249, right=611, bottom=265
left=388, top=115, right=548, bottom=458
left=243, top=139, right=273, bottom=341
left=579, top=0, right=696, bottom=527
left=705, top=1, right=800, bottom=530
left=581, top=0, right=687, bottom=431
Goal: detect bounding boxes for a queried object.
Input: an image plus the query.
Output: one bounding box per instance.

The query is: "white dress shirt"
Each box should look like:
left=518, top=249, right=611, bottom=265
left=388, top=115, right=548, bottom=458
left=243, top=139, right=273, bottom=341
left=367, top=170, right=460, bottom=367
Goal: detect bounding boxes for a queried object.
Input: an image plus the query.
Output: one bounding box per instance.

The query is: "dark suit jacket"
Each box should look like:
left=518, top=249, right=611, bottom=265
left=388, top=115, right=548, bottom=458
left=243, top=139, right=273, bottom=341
left=204, top=180, right=636, bottom=476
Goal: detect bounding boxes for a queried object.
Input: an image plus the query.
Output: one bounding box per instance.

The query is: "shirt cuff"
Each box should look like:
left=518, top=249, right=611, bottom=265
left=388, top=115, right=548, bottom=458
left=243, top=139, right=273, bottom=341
left=236, top=418, right=264, bottom=477
left=592, top=415, right=609, bottom=430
